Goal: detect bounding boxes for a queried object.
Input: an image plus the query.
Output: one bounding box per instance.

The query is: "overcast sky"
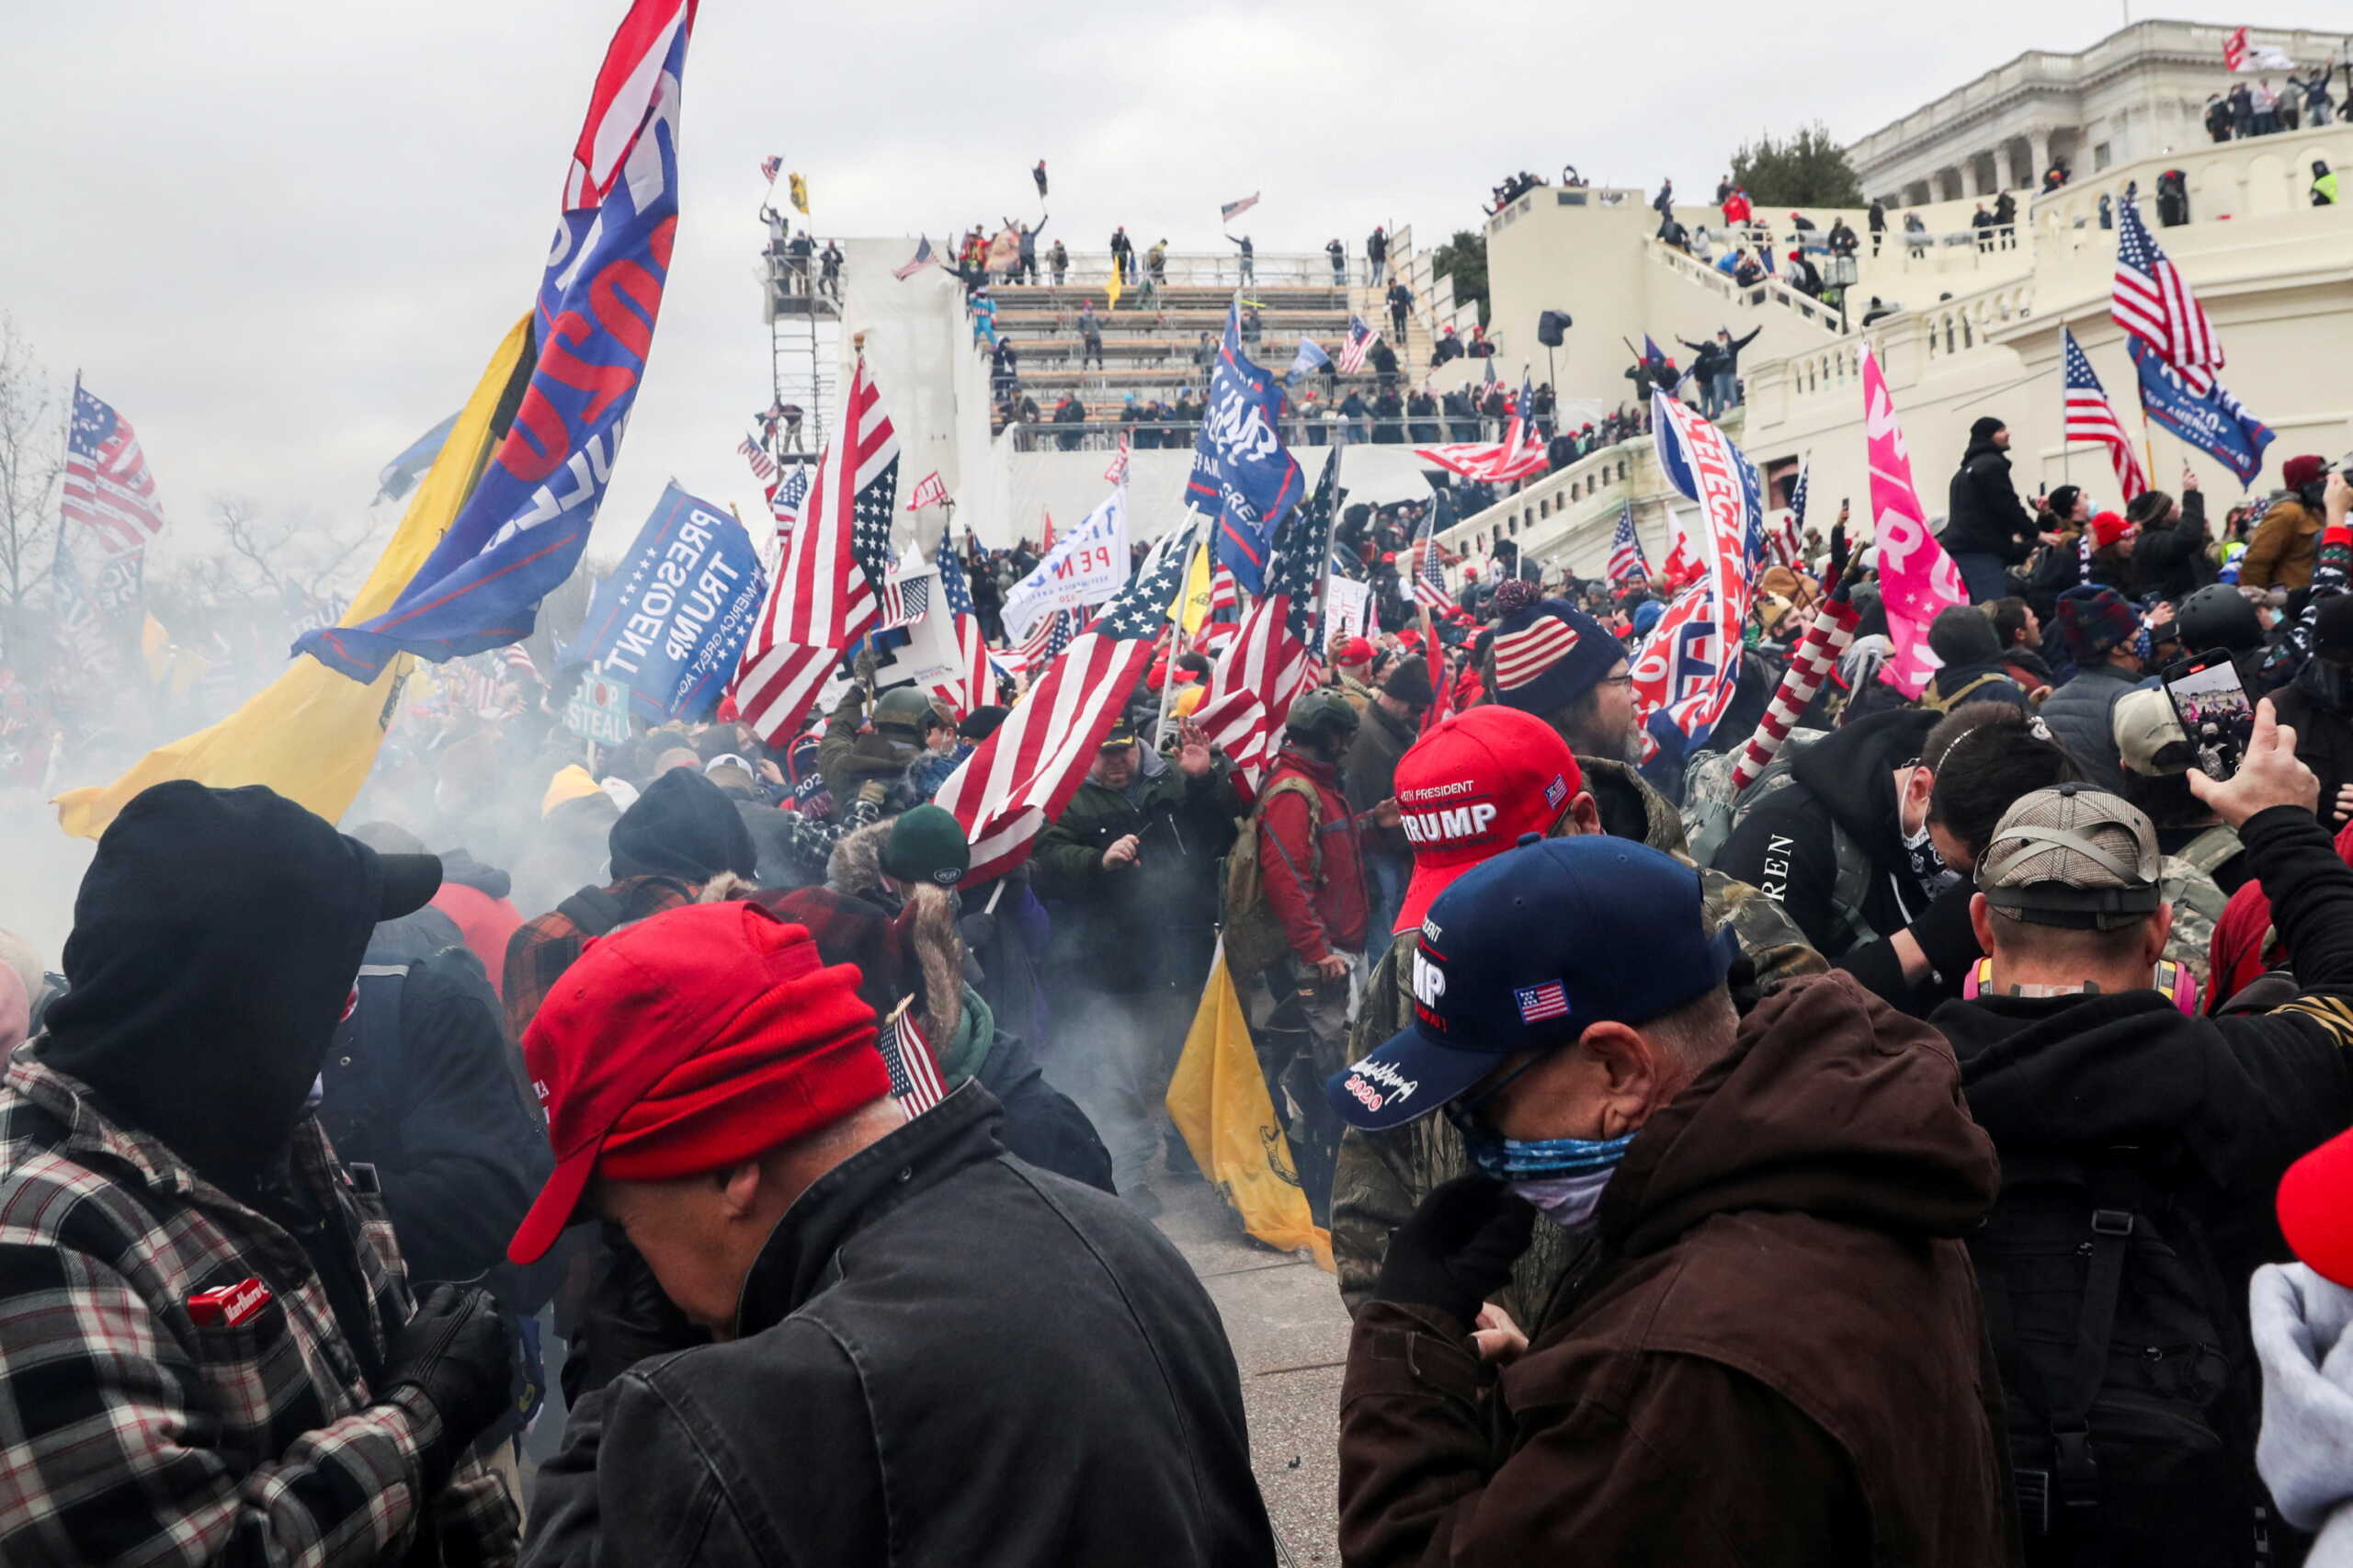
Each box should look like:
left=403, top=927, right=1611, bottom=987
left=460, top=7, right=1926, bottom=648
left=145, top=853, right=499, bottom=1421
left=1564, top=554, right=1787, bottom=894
left=6, top=1, right=2346, bottom=576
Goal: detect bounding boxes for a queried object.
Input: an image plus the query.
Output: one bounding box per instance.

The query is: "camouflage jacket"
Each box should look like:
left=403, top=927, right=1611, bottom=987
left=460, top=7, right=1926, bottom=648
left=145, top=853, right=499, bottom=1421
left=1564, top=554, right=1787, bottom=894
left=2158, top=824, right=2242, bottom=992
left=1328, top=760, right=1825, bottom=1321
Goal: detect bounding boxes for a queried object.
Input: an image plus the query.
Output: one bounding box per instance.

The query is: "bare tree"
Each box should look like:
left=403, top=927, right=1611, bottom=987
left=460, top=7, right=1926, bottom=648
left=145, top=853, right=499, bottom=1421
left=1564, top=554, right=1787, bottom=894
left=0, top=315, right=63, bottom=614
left=210, top=496, right=386, bottom=608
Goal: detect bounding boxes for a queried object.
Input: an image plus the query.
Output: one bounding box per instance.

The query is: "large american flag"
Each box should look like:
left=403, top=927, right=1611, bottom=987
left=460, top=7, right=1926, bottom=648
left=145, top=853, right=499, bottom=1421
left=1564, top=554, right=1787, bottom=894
left=892, top=235, right=937, bottom=281
left=936, top=522, right=1196, bottom=883
left=2062, top=329, right=2149, bottom=501
left=1193, top=453, right=1339, bottom=790
left=760, top=153, right=783, bottom=184
left=1607, top=500, right=1651, bottom=586
left=2113, top=188, right=2222, bottom=392
left=63, top=386, right=166, bottom=559
left=1411, top=505, right=1455, bottom=611
left=729, top=361, right=901, bottom=742
left=929, top=526, right=993, bottom=715
left=1336, top=314, right=1378, bottom=374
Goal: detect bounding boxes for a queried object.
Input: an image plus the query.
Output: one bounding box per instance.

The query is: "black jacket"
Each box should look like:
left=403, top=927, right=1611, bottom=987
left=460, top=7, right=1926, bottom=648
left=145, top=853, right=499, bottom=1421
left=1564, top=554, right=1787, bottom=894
left=1030, top=752, right=1240, bottom=995
left=2269, top=678, right=2353, bottom=835
left=1932, top=804, right=2353, bottom=1551
left=1942, top=439, right=2040, bottom=562
left=2133, top=492, right=2217, bottom=603
left=525, top=1085, right=1277, bottom=1568
left=1712, top=708, right=1941, bottom=963
left=319, top=929, right=550, bottom=1295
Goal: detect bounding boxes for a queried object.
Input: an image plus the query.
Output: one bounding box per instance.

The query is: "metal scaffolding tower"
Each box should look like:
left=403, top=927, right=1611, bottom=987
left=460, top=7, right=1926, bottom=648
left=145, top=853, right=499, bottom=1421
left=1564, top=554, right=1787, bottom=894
left=760, top=222, right=841, bottom=466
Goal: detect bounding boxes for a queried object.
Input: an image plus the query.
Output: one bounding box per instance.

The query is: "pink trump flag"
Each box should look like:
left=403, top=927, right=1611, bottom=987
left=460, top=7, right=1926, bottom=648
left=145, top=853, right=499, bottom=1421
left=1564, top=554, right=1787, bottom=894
left=1862, top=347, right=1967, bottom=698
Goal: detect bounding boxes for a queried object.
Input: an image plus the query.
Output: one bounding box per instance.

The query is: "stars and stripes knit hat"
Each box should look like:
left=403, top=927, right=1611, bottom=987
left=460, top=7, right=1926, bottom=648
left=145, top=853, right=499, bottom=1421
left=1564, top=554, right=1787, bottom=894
left=1488, top=596, right=1621, bottom=717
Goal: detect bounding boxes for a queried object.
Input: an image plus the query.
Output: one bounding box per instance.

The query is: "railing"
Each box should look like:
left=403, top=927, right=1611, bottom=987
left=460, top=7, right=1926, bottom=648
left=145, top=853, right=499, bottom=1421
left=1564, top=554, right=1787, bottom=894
left=1002, top=415, right=1526, bottom=454
left=1920, top=278, right=2037, bottom=361
left=946, top=249, right=1375, bottom=291
left=1437, top=433, right=1652, bottom=559
left=2030, top=123, right=2353, bottom=233
left=1647, top=242, right=1847, bottom=335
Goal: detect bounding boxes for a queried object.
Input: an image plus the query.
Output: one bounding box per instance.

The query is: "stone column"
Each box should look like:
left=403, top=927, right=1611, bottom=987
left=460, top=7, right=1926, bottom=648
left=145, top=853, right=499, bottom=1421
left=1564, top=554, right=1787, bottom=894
left=2029, top=131, right=2052, bottom=186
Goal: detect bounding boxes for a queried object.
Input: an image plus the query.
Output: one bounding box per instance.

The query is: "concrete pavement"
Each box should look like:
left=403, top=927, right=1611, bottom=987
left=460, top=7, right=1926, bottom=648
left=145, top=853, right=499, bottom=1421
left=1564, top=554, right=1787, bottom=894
left=1153, top=1178, right=1351, bottom=1566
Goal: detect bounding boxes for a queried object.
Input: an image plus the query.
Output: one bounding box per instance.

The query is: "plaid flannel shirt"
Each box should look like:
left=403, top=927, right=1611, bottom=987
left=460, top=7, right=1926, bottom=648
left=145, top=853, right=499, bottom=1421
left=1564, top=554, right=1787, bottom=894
left=500, top=874, right=699, bottom=1041
left=0, top=1048, right=517, bottom=1567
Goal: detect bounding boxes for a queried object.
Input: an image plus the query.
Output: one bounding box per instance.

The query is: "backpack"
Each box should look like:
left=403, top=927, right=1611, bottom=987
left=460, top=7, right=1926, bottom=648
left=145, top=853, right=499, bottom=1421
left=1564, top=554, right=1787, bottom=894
left=1969, top=1147, right=2250, bottom=1563
left=1681, top=731, right=1877, bottom=955
left=1222, top=776, right=1324, bottom=980
left=1919, top=667, right=2013, bottom=714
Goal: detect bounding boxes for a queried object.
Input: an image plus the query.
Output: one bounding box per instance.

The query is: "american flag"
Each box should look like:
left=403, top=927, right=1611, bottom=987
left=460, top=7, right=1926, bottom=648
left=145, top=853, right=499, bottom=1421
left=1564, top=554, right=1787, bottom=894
left=63, top=385, right=166, bottom=559
left=1193, top=453, right=1339, bottom=790
left=929, top=525, right=993, bottom=715
left=877, top=569, right=929, bottom=631
left=2113, top=188, right=2222, bottom=392
left=760, top=154, right=783, bottom=183
left=738, top=431, right=777, bottom=485
left=2062, top=329, right=2149, bottom=501
left=1196, top=563, right=1244, bottom=653
left=1336, top=314, right=1378, bottom=374
left=1104, top=435, right=1131, bottom=487
left=1514, top=981, right=1569, bottom=1023
left=1411, top=506, right=1455, bottom=612
left=769, top=461, right=810, bottom=540
left=936, top=522, right=1196, bottom=883
left=877, top=997, right=948, bottom=1113
left=1607, top=500, right=1651, bottom=586
left=906, top=470, right=949, bottom=512
left=1221, top=192, right=1261, bottom=223
left=893, top=235, right=937, bottom=281
left=729, top=360, right=902, bottom=743
left=1001, top=605, right=1073, bottom=679
left=1769, top=465, right=1807, bottom=570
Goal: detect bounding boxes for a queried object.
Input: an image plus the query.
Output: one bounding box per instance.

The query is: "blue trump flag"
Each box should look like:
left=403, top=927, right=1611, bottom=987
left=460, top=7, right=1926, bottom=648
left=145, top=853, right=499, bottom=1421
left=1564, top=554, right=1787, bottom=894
left=1186, top=302, right=1304, bottom=594
left=2130, top=338, right=2274, bottom=488
left=572, top=484, right=767, bottom=724
left=301, top=8, right=692, bottom=680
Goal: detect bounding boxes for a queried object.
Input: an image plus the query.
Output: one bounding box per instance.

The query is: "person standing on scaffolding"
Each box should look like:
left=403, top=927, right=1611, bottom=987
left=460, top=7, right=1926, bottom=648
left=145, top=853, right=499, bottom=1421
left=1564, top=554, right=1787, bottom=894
left=818, top=241, right=843, bottom=303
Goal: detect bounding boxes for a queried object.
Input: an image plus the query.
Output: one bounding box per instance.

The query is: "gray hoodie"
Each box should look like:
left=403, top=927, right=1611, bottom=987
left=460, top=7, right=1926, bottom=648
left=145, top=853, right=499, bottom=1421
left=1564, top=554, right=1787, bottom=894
left=2253, top=1262, right=2353, bottom=1564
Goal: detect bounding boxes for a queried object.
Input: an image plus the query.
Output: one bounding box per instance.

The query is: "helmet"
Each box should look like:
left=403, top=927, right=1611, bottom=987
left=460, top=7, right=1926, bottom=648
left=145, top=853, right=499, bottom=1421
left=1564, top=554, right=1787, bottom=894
left=873, top=686, right=938, bottom=732
left=1284, top=689, right=1360, bottom=745
left=2174, top=584, right=2265, bottom=654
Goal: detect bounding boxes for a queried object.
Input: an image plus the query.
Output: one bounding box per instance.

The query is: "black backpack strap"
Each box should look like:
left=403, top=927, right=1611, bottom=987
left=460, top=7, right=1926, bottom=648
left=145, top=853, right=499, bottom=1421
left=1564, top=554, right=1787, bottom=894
left=2051, top=1154, right=2144, bottom=1523
left=554, top=884, right=626, bottom=937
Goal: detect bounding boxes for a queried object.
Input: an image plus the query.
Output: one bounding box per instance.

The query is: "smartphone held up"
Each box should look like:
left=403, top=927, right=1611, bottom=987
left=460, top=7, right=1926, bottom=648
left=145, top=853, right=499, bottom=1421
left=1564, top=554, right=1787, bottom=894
left=2161, top=653, right=2257, bottom=782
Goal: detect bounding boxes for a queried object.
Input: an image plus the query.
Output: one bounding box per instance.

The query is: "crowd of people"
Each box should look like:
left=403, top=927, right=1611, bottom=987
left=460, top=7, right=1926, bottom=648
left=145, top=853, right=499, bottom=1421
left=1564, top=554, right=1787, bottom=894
left=2207, top=74, right=2340, bottom=142
left=9, top=419, right=2353, bottom=1562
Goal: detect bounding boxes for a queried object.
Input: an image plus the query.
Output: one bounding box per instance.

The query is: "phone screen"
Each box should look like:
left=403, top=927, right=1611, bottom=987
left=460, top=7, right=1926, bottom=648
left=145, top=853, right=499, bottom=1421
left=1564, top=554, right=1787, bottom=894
left=2161, top=654, right=2256, bottom=781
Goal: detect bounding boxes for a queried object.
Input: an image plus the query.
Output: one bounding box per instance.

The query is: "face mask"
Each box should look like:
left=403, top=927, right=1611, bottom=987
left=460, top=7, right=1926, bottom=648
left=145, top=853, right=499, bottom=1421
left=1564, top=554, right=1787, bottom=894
left=1448, top=1101, right=1636, bottom=1229
left=1902, top=821, right=1961, bottom=895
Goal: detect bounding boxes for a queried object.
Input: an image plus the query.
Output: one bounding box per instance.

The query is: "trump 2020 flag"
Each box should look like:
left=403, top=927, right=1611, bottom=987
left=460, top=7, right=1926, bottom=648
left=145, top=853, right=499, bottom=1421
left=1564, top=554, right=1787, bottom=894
left=572, top=483, right=767, bottom=723
left=1861, top=345, right=1966, bottom=697
left=2130, top=338, right=2274, bottom=488
left=1187, top=303, right=1303, bottom=596
left=1630, top=392, right=1760, bottom=760
left=300, top=0, right=695, bottom=681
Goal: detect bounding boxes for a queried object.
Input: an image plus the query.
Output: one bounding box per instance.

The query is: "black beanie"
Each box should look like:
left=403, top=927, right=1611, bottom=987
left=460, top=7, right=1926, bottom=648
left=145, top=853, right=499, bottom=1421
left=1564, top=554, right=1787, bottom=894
left=608, top=767, right=757, bottom=882
left=1927, top=603, right=2003, bottom=667
left=1382, top=655, right=1437, bottom=706
left=1969, top=415, right=2006, bottom=446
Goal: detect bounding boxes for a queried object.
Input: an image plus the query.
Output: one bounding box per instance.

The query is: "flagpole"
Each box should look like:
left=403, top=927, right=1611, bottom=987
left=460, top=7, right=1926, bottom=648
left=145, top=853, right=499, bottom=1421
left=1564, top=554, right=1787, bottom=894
left=1155, top=506, right=1203, bottom=747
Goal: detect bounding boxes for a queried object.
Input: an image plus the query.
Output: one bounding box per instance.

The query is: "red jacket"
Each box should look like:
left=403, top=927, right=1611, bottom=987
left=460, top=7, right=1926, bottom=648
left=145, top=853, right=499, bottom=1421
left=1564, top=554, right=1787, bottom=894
left=1256, top=748, right=1369, bottom=964
left=432, top=883, right=523, bottom=1001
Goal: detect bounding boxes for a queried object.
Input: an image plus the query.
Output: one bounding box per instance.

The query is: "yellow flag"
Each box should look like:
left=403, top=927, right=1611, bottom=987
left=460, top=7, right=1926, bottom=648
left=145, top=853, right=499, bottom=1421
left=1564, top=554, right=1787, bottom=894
left=1165, top=942, right=1335, bottom=1270
left=55, top=316, right=532, bottom=839
left=789, top=172, right=809, bottom=214
left=1177, top=530, right=1213, bottom=640
left=1105, top=267, right=1122, bottom=313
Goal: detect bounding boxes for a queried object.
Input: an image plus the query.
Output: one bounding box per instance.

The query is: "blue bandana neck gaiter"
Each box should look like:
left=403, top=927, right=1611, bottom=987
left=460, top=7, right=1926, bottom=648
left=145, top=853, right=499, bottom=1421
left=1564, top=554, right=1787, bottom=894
left=1447, top=1102, right=1637, bottom=1231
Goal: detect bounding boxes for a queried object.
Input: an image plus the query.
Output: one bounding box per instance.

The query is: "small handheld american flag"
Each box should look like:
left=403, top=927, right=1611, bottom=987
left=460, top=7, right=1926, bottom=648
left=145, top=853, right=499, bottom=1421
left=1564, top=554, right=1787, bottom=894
left=1336, top=314, right=1378, bottom=374
left=738, top=432, right=777, bottom=485
left=760, top=154, right=783, bottom=184
left=1411, top=508, right=1455, bottom=612
left=877, top=570, right=930, bottom=631
left=877, top=997, right=948, bottom=1114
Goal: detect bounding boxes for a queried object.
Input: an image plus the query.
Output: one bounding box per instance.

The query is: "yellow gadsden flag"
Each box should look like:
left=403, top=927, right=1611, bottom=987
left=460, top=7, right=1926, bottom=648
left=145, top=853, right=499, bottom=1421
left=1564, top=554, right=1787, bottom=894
left=55, top=317, right=532, bottom=839
left=1176, top=530, right=1214, bottom=642
left=1165, top=941, right=1336, bottom=1270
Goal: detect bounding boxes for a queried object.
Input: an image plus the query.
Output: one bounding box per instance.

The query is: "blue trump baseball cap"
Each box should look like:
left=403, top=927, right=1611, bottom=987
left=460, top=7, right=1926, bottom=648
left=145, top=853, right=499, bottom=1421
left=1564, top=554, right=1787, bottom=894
left=1326, top=835, right=1738, bottom=1131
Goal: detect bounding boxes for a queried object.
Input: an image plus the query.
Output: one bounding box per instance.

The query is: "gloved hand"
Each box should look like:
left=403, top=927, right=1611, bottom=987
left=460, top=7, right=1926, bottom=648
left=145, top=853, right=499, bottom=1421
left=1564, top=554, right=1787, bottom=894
left=1826, top=520, right=1851, bottom=586
left=562, top=1228, right=709, bottom=1405
left=1373, top=1175, right=1536, bottom=1325
left=384, top=1285, right=517, bottom=1492
left=1910, top=879, right=1988, bottom=985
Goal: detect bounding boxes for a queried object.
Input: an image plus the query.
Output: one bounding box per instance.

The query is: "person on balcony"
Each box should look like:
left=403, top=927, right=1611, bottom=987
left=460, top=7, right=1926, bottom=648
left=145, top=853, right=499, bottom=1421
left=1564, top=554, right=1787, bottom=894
left=1326, top=237, right=1347, bottom=284
left=1904, top=210, right=1929, bottom=257
left=1868, top=197, right=1887, bottom=255
left=1943, top=416, right=2047, bottom=604
left=2315, top=160, right=2340, bottom=207
left=1992, top=191, right=2018, bottom=248
left=1971, top=203, right=1995, bottom=253
left=1827, top=217, right=1859, bottom=258
left=1786, top=249, right=1824, bottom=299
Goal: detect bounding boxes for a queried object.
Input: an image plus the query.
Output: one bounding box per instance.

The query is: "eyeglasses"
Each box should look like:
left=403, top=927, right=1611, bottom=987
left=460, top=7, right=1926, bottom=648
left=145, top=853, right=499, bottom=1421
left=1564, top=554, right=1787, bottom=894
left=1595, top=674, right=1635, bottom=688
